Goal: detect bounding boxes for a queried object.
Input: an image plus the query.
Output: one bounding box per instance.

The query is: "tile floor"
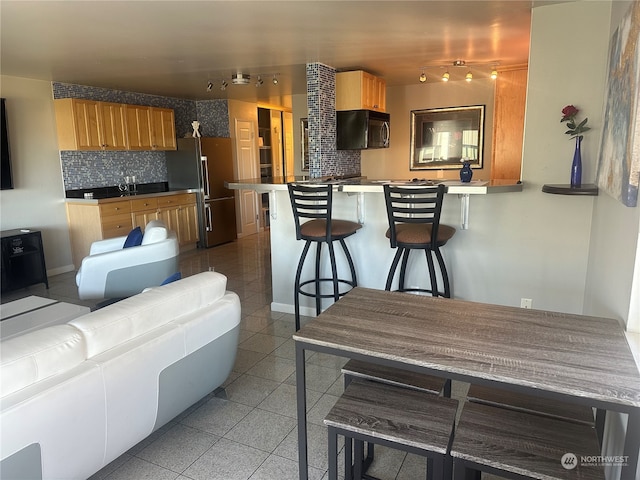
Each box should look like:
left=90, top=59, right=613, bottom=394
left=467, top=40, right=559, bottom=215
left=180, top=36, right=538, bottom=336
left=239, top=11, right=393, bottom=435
left=1, top=231, right=474, bottom=480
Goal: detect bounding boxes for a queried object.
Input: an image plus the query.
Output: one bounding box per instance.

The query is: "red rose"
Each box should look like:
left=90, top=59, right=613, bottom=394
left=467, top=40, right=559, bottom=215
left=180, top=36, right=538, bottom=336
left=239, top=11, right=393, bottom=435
left=561, top=105, right=579, bottom=120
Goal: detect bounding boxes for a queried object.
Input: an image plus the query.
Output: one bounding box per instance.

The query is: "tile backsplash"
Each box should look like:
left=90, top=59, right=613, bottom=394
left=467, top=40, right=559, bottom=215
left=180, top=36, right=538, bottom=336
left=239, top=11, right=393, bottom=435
left=61, top=151, right=167, bottom=190
left=54, top=83, right=229, bottom=191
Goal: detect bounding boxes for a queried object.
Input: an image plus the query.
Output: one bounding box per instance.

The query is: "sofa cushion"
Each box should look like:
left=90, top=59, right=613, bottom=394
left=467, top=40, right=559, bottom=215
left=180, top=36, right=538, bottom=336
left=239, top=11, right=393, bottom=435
left=69, top=271, right=228, bottom=358
left=0, top=325, right=87, bottom=397
left=123, top=226, right=143, bottom=248
left=141, top=220, right=168, bottom=245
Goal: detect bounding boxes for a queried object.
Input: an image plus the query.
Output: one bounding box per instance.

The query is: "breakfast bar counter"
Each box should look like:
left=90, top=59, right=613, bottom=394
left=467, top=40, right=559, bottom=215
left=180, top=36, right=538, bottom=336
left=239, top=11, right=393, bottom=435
left=227, top=176, right=523, bottom=316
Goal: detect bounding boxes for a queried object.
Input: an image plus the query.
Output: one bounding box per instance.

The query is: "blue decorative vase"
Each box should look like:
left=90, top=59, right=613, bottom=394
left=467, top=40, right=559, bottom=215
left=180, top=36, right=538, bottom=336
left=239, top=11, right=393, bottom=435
left=460, top=161, right=473, bottom=183
left=571, top=136, right=583, bottom=187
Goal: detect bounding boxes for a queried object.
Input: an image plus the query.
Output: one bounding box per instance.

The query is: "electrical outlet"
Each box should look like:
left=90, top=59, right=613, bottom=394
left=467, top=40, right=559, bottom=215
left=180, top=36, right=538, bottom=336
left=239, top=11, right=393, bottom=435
left=520, top=298, right=532, bottom=309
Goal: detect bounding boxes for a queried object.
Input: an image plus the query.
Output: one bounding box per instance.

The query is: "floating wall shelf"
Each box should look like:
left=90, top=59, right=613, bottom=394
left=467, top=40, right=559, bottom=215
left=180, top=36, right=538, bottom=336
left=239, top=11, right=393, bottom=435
left=541, top=184, right=599, bottom=196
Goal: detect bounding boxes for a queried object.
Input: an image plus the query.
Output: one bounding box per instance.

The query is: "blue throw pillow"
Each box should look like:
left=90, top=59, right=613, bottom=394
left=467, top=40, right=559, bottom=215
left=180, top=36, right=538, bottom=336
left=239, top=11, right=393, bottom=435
left=161, top=272, right=182, bottom=285
left=123, top=226, right=143, bottom=248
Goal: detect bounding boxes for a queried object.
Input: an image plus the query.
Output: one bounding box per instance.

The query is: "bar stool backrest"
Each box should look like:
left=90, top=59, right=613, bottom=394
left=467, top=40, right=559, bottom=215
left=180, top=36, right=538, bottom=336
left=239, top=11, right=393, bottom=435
left=288, top=184, right=333, bottom=242
left=383, top=184, right=445, bottom=248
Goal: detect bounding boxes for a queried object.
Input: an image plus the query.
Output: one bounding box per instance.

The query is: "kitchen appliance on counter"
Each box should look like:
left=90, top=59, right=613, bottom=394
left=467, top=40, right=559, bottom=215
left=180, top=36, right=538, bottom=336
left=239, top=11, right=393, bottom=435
left=166, top=137, right=237, bottom=247
left=336, top=109, right=390, bottom=150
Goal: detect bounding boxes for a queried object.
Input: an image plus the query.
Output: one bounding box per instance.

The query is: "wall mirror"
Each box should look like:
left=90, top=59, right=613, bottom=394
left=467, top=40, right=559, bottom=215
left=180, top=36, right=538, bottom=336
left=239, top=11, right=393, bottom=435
left=410, top=105, right=485, bottom=170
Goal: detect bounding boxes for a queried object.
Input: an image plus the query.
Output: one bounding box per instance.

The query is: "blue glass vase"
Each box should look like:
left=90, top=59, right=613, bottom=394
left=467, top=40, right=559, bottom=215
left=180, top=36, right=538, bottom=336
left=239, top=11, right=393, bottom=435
left=571, top=136, right=582, bottom=187
left=460, top=161, right=473, bottom=183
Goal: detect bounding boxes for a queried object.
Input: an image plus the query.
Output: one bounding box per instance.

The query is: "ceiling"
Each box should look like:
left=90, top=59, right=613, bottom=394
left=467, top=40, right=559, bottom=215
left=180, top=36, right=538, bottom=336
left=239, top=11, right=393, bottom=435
left=1, top=1, right=541, bottom=102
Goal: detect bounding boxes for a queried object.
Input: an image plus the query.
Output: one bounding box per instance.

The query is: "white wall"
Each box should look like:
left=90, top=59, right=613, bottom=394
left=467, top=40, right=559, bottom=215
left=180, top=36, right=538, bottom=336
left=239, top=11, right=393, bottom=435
left=363, top=78, right=495, bottom=181
left=0, top=76, right=74, bottom=275
left=583, top=0, right=640, bottom=332
left=356, top=1, right=611, bottom=313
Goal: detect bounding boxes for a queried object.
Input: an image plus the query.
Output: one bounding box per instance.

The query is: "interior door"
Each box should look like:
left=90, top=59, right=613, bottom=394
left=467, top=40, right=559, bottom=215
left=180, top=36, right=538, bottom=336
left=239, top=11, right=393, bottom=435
left=283, top=111, right=294, bottom=177
left=270, top=110, right=283, bottom=177
left=234, top=119, right=259, bottom=237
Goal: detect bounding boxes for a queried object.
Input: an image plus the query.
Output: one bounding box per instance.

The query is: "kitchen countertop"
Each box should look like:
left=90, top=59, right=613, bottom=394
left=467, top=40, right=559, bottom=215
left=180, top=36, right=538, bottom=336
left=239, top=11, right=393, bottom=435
left=65, top=188, right=198, bottom=204
left=225, top=176, right=523, bottom=194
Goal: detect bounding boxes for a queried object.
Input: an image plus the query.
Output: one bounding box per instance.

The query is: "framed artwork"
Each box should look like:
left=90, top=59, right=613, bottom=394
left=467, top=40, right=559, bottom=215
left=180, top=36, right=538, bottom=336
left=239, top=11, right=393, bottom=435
left=596, top=0, right=639, bottom=207
left=301, top=118, right=309, bottom=171
left=410, top=105, right=485, bottom=170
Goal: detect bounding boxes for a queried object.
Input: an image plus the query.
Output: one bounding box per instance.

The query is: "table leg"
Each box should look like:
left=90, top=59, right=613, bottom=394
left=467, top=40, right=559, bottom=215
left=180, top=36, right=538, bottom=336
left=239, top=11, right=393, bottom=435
left=296, top=342, right=308, bottom=480
left=621, top=409, right=640, bottom=480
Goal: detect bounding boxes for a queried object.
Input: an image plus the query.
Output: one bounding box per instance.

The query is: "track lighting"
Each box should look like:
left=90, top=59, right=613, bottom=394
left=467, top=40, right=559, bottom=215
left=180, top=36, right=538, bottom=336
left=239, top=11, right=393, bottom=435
left=418, top=60, right=500, bottom=83
left=206, top=81, right=213, bottom=92
left=256, top=75, right=263, bottom=87
left=220, top=80, right=228, bottom=91
left=272, top=74, right=279, bottom=85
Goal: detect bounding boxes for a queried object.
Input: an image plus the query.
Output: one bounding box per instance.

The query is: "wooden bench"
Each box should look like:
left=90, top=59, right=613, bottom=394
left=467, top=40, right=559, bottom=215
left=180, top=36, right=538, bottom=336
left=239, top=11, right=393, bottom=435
left=451, top=401, right=604, bottom=480
left=342, top=359, right=450, bottom=396
left=466, top=384, right=595, bottom=425
left=324, top=378, right=458, bottom=480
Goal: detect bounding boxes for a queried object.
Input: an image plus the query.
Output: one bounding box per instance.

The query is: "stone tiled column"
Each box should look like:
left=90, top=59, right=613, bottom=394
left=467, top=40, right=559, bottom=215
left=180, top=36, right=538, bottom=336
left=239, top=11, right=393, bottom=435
left=306, top=63, right=360, bottom=178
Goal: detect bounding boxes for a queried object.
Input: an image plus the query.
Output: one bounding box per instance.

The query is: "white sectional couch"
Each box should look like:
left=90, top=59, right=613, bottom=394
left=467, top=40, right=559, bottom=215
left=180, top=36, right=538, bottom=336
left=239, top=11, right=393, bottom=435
left=0, top=271, right=241, bottom=480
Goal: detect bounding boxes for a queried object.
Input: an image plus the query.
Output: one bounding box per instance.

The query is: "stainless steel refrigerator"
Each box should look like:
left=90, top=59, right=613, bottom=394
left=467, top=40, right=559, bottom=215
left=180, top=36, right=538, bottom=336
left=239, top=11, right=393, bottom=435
left=166, top=137, right=237, bottom=247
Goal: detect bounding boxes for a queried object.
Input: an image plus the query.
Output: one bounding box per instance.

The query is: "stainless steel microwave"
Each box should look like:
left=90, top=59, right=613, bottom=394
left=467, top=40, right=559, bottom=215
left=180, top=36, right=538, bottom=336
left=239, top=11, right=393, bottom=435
left=336, top=110, right=390, bottom=150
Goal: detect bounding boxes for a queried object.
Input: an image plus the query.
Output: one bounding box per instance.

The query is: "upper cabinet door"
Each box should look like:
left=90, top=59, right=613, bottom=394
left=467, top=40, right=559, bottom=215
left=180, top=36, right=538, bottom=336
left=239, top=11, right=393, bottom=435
left=336, top=70, right=386, bottom=113
left=99, top=102, right=128, bottom=150
left=54, top=98, right=102, bottom=150
left=150, top=107, right=176, bottom=150
left=125, top=105, right=153, bottom=150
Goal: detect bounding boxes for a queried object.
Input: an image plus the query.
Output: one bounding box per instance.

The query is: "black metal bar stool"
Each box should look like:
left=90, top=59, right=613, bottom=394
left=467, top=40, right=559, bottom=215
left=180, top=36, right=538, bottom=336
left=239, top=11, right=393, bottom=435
left=383, top=184, right=455, bottom=296
left=288, top=184, right=361, bottom=331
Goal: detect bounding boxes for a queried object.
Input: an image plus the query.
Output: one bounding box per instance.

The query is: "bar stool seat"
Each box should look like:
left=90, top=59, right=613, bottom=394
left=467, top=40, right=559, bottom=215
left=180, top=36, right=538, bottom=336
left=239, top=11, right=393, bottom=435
left=288, top=184, right=361, bottom=330
left=451, top=401, right=604, bottom=480
left=383, top=184, right=455, bottom=296
left=325, top=378, right=458, bottom=480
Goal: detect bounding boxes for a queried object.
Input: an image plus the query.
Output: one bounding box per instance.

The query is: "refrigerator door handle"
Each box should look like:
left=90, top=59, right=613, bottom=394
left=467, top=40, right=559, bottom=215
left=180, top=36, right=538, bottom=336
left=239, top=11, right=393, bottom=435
left=201, top=156, right=210, bottom=199
left=205, top=202, right=213, bottom=232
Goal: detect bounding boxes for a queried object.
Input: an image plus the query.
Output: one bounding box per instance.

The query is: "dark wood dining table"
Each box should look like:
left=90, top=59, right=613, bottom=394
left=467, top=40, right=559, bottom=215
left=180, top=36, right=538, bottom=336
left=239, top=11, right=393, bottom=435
left=292, top=287, right=640, bottom=480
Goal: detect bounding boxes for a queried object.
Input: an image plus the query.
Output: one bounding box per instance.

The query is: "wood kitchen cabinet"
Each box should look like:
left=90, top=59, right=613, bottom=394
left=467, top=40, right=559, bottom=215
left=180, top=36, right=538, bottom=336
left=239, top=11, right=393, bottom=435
left=131, top=197, right=159, bottom=228
left=156, top=194, right=198, bottom=247
left=127, top=105, right=176, bottom=151
left=125, top=104, right=153, bottom=150
left=336, top=70, right=386, bottom=112
left=54, top=99, right=175, bottom=151
left=66, top=193, right=198, bottom=269
left=54, top=99, right=128, bottom=150
left=66, top=199, right=133, bottom=268
left=150, top=107, right=177, bottom=150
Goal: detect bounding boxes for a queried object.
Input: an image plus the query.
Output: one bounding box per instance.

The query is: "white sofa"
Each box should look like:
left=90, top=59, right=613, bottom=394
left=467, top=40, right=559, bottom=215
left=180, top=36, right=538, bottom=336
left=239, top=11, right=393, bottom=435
left=0, top=271, right=240, bottom=480
left=76, top=219, right=180, bottom=300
